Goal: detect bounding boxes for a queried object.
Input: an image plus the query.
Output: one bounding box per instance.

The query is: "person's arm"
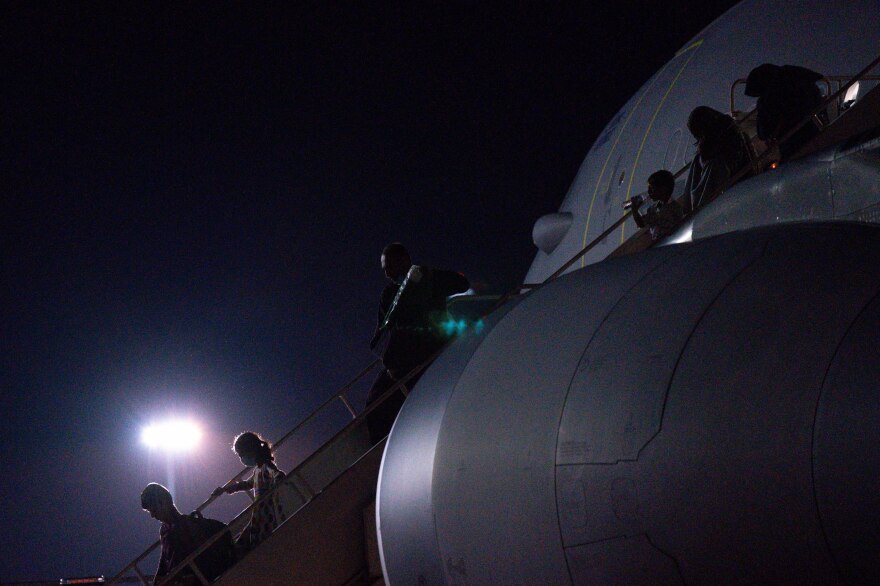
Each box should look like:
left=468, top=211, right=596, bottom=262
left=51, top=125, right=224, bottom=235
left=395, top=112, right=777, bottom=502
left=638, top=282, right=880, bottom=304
left=370, top=286, right=395, bottom=350
left=699, top=158, right=731, bottom=207
left=758, top=93, right=788, bottom=142
left=254, top=464, right=287, bottom=498
left=154, top=555, right=167, bottom=583
left=369, top=306, right=384, bottom=350
left=212, top=478, right=253, bottom=497
left=681, top=160, right=698, bottom=214
left=268, top=460, right=286, bottom=482
left=631, top=199, right=646, bottom=228
left=154, top=527, right=171, bottom=583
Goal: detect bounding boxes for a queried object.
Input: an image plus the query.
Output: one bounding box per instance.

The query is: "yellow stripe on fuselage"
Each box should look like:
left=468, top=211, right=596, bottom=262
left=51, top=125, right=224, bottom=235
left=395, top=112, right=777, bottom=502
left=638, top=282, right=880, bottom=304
left=620, top=40, right=703, bottom=243
left=579, top=60, right=674, bottom=267
left=675, top=39, right=704, bottom=57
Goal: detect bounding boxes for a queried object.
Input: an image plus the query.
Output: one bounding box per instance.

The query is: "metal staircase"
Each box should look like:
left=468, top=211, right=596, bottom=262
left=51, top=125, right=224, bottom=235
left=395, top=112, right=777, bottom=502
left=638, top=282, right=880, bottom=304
left=108, top=358, right=398, bottom=585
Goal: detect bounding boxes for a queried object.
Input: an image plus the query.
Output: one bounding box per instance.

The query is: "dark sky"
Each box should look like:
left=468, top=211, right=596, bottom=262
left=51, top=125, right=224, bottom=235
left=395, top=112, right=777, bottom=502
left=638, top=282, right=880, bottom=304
left=1, top=1, right=738, bottom=580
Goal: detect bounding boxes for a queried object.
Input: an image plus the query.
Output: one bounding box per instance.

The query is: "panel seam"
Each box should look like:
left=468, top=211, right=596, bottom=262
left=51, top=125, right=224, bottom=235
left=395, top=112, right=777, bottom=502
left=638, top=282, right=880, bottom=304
left=809, top=286, right=880, bottom=582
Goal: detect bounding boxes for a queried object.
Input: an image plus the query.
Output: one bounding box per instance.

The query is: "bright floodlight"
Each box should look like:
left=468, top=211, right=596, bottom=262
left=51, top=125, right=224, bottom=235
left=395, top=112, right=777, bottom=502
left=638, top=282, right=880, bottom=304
left=141, top=419, right=202, bottom=452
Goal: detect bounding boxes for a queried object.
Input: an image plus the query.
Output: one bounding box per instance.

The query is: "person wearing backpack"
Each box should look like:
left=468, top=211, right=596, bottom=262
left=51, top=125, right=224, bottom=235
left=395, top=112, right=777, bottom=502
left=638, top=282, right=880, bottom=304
left=140, top=483, right=234, bottom=584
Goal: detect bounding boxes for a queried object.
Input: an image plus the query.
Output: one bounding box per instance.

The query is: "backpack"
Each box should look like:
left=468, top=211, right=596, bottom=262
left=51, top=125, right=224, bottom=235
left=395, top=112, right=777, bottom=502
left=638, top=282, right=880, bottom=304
left=177, top=511, right=236, bottom=581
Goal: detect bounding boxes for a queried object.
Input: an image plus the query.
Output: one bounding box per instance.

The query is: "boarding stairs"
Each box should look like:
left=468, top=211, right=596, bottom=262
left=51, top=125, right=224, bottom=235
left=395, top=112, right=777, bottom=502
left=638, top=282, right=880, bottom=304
left=602, top=58, right=880, bottom=262
left=108, top=56, right=880, bottom=586
left=108, top=357, right=398, bottom=585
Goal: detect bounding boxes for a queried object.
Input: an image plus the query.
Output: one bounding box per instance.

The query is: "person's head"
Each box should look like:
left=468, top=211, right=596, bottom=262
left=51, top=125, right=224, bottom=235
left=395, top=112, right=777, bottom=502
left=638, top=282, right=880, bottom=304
left=140, top=483, right=179, bottom=523
left=744, top=63, right=780, bottom=98
left=687, top=106, right=730, bottom=155
left=688, top=106, right=724, bottom=142
left=232, top=431, right=274, bottom=467
left=647, top=170, right=675, bottom=202
left=381, top=242, right=411, bottom=282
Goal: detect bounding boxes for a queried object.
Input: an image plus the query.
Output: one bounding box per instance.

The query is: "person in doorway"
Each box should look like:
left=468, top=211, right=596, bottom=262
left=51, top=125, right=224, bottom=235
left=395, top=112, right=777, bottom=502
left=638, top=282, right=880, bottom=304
left=681, top=106, right=752, bottom=212
left=745, top=63, right=824, bottom=161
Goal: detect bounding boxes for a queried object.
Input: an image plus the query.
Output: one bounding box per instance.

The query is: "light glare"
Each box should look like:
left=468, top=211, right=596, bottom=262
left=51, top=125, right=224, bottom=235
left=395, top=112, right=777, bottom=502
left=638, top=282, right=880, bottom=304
left=141, top=419, right=202, bottom=452
left=843, top=81, right=860, bottom=104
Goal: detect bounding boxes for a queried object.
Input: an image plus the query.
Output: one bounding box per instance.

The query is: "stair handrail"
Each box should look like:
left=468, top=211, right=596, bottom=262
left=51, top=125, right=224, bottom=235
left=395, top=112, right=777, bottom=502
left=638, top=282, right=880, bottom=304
left=163, top=349, right=435, bottom=586
left=108, top=358, right=380, bottom=584
left=108, top=339, right=450, bottom=585
left=541, top=53, right=880, bottom=286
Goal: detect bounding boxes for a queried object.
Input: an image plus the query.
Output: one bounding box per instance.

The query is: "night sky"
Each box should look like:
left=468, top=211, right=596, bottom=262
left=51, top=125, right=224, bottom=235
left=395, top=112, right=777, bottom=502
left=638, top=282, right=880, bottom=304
left=2, top=2, right=738, bottom=580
